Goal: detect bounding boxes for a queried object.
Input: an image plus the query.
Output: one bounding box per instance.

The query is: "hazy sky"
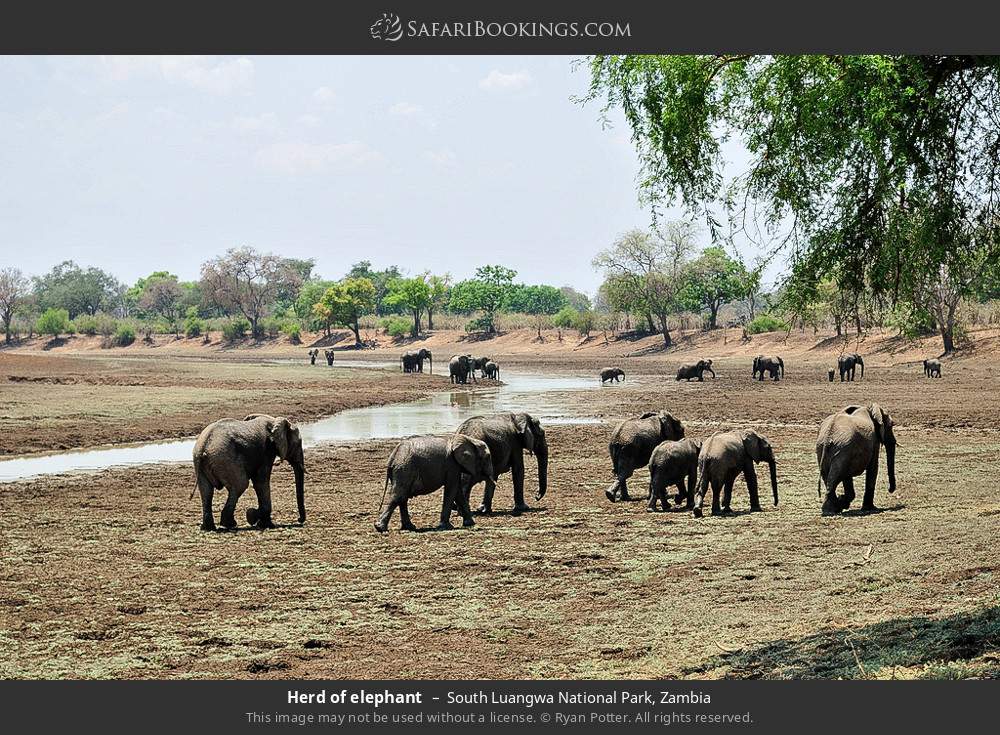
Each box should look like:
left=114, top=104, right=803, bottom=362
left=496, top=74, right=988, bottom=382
left=0, top=55, right=764, bottom=295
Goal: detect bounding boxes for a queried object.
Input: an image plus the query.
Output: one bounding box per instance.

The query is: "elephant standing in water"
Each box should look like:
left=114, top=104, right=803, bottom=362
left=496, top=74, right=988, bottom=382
left=816, top=404, right=897, bottom=515
left=923, top=358, right=942, bottom=377
left=692, top=430, right=778, bottom=517
left=752, top=355, right=784, bottom=381
left=375, top=434, right=493, bottom=532
left=838, top=353, right=864, bottom=381
left=457, top=412, right=548, bottom=514
left=600, top=367, right=625, bottom=384
left=647, top=438, right=702, bottom=511
left=449, top=354, right=474, bottom=384
left=676, top=359, right=715, bottom=381
left=484, top=360, right=500, bottom=380
left=402, top=348, right=433, bottom=374
left=605, top=411, right=685, bottom=501
left=192, top=414, right=305, bottom=531
left=470, top=356, right=491, bottom=379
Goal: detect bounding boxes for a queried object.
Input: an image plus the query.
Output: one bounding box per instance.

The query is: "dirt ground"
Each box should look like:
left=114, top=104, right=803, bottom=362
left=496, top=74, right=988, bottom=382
left=2, top=340, right=1000, bottom=680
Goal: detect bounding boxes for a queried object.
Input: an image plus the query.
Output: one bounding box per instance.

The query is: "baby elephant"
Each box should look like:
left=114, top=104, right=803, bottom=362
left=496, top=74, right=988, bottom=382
left=375, top=434, right=494, bottom=532
left=600, top=367, right=625, bottom=384
left=692, top=430, right=778, bottom=517
left=647, top=438, right=702, bottom=511
left=484, top=360, right=500, bottom=380
left=923, top=358, right=942, bottom=378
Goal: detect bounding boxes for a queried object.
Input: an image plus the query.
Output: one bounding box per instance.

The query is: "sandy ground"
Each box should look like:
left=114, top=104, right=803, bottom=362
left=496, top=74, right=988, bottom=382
left=3, top=345, right=999, bottom=680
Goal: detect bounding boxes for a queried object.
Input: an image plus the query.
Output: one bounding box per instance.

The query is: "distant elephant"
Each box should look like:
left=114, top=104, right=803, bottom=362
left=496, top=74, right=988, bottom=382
left=828, top=369, right=835, bottom=382
left=375, top=433, right=493, bottom=532
left=402, top=348, right=433, bottom=374
left=308, top=348, right=319, bottom=365
left=470, top=356, right=491, bottom=378
left=752, top=355, right=784, bottom=381
left=816, top=403, right=897, bottom=515
left=647, top=438, right=702, bottom=511
left=192, top=414, right=305, bottom=531
left=600, top=367, right=625, bottom=384
left=923, top=358, right=942, bottom=378
left=457, top=412, right=548, bottom=514
left=324, top=349, right=334, bottom=366
left=449, top=354, right=474, bottom=384
left=605, top=411, right=685, bottom=501
left=676, top=359, right=715, bottom=381
left=838, top=352, right=864, bottom=381
left=484, top=360, right=500, bottom=380
left=692, top=430, right=778, bottom=517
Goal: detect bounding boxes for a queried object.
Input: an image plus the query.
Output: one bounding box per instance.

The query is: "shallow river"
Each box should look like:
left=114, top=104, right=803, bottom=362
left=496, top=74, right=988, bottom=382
left=0, top=369, right=602, bottom=482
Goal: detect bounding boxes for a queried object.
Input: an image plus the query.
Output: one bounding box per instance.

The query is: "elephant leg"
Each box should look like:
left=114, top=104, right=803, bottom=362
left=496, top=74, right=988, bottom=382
left=511, top=458, right=529, bottom=513
left=250, top=477, right=275, bottom=529
left=456, top=480, right=476, bottom=528
left=745, top=462, right=762, bottom=512
left=862, top=460, right=879, bottom=510
left=438, top=485, right=457, bottom=530
left=683, top=469, right=696, bottom=510
left=397, top=499, right=417, bottom=532
left=647, top=475, right=662, bottom=511
left=197, top=476, right=215, bottom=531
left=841, top=476, right=857, bottom=510
left=476, top=477, right=498, bottom=514
left=219, top=487, right=242, bottom=529
left=692, top=470, right=711, bottom=517
left=721, top=473, right=737, bottom=514
left=374, top=498, right=398, bottom=532
left=710, top=479, right=723, bottom=515
left=821, top=475, right=842, bottom=515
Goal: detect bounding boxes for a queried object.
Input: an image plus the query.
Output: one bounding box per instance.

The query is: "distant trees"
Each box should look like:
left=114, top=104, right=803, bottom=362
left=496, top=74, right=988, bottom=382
left=386, top=276, right=432, bottom=338
left=33, top=261, right=121, bottom=319
left=449, top=265, right=517, bottom=334
left=137, top=272, right=184, bottom=335
left=37, top=307, right=70, bottom=338
left=0, top=267, right=29, bottom=344
left=425, top=274, right=450, bottom=330
left=314, top=277, right=377, bottom=346
left=679, top=246, right=748, bottom=329
left=505, top=284, right=567, bottom=339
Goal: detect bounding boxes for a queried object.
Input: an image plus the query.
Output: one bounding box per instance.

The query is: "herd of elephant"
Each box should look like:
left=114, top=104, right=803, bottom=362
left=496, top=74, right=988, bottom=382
left=396, top=349, right=500, bottom=383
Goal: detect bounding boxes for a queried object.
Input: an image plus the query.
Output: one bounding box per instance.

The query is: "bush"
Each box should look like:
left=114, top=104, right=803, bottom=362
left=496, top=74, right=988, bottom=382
left=379, top=316, right=411, bottom=339
left=222, top=318, right=250, bottom=342
left=281, top=321, right=302, bottom=344
left=113, top=323, right=136, bottom=347
left=464, top=314, right=495, bottom=333
left=747, top=314, right=789, bottom=335
left=572, top=309, right=596, bottom=337
left=553, top=306, right=577, bottom=330
left=184, top=315, right=204, bottom=338
left=37, top=308, right=70, bottom=337
left=260, top=317, right=282, bottom=339
left=73, top=314, right=100, bottom=335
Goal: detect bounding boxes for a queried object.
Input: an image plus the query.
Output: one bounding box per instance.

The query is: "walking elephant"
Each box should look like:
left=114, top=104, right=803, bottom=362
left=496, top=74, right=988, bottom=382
left=752, top=355, right=784, bottom=381
left=692, top=430, right=778, bottom=517
left=816, top=403, right=897, bottom=515
left=923, top=358, right=942, bottom=378
left=449, top=354, right=474, bottom=384
left=457, top=412, right=548, bottom=514
left=600, top=367, right=625, bottom=384
left=308, top=348, right=318, bottom=365
left=375, top=434, right=493, bottom=532
left=676, top=359, right=715, bottom=381
left=605, top=411, right=685, bottom=502
left=192, top=414, right=305, bottom=531
left=402, top=349, right=433, bottom=374
left=838, top=353, right=864, bottom=381
left=484, top=360, right=500, bottom=380
left=324, top=349, right=334, bottom=366
left=647, top=438, right=702, bottom=511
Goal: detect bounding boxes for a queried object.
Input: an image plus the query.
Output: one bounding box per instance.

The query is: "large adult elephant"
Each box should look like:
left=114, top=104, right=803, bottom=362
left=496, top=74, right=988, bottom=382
left=470, top=356, right=491, bottom=379
left=923, top=358, right=942, bottom=377
left=752, top=355, right=784, bottom=381
left=375, top=434, right=493, bottom=532
left=192, top=414, right=305, bottom=531
left=449, top=354, right=474, bottom=384
left=676, top=359, right=715, bottom=381
left=838, top=353, right=864, bottom=381
left=816, top=403, right=897, bottom=515
left=402, top=348, right=433, bottom=374
left=457, top=412, right=548, bottom=514
left=692, top=430, right=778, bottom=517
left=605, top=411, right=685, bottom=501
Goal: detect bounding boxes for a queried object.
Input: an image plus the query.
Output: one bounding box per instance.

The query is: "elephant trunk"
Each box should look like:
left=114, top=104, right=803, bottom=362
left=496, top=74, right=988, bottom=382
left=768, top=457, right=778, bottom=506
left=428, top=356, right=432, bottom=374
left=859, top=359, right=864, bottom=379
left=294, top=462, right=306, bottom=523
left=535, top=442, right=549, bottom=500
left=886, top=442, right=896, bottom=493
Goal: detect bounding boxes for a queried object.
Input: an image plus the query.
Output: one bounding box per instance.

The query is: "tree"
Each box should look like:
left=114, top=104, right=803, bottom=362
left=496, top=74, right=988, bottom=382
left=200, top=247, right=302, bottom=339
left=553, top=306, right=577, bottom=341
left=425, top=274, right=451, bottom=330
left=586, top=55, right=1000, bottom=352
left=37, top=307, right=70, bottom=338
left=386, top=276, right=432, bottom=338
left=559, top=286, right=592, bottom=312
left=505, top=284, right=568, bottom=339
left=33, top=261, right=119, bottom=318
left=138, top=272, right=184, bottom=335
left=448, top=265, right=518, bottom=334
left=347, top=261, right=402, bottom=316
left=0, top=267, right=30, bottom=344
left=314, top=277, right=376, bottom=346
left=295, top=280, right=336, bottom=334
left=593, top=223, right=695, bottom=347
left=680, top=246, right=747, bottom=328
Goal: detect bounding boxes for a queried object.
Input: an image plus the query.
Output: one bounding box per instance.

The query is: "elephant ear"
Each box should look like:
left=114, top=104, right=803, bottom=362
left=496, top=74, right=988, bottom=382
left=740, top=430, right=763, bottom=460
left=270, top=417, right=292, bottom=461
left=514, top=413, right=536, bottom=453
left=869, top=403, right=889, bottom=443
left=659, top=412, right=683, bottom=439
left=448, top=435, right=479, bottom=476
left=639, top=411, right=658, bottom=420
left=244, top=413, right=268, bottom=422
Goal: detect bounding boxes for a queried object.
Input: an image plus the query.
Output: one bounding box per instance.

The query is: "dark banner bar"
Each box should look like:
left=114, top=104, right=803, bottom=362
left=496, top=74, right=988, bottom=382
left=2, top=0, right=1000, bottom=54
left=4, top=680, right=998, bottom=732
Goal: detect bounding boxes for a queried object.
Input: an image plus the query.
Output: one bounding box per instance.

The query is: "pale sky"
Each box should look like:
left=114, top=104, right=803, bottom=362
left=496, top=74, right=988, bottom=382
left=0, top=55, right=771, bottom=295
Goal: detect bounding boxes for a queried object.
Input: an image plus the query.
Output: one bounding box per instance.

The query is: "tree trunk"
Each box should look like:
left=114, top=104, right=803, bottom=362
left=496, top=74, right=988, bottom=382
left=834, top=314, right=842, bottom=336
left=427, top=308, right=434, bottom=330
left=645, top=313, right=655, bottom=333
left=411, top=309, right=421, bottom=338
left=708, top=302, right=719, bottom=330
left=352, top=319, right=362, bottom=347
left=658, top=315, right=672, bottom=347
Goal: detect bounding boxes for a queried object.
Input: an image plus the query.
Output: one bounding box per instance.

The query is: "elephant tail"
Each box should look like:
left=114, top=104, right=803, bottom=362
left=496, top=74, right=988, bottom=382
left=377, top=464, right=392, bottom=514
left=609, top=443, right=620, bottom=476
left=816, top=444, right=828, bottom=498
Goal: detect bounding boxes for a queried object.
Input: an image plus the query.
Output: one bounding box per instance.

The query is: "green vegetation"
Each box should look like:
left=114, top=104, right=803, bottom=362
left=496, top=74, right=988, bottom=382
left=36, top=307, right=70, bottom=337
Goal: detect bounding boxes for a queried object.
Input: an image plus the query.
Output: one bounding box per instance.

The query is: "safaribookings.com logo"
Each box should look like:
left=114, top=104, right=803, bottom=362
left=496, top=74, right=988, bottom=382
left=370, top=13, right=631, bottom=42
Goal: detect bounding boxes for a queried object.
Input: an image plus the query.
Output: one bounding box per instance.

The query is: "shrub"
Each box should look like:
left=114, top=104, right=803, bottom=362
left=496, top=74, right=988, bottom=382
left=222, top=318, right=250, bottom=342
left=553, top=306, right=577, bottom=330
left=73, top=314, right=100, bottom=335
left=281, top=321, right=302, bottom=344
left=572, top=309, right=596, bottom=337
left=113, top=323, right=136, bottom=347
left=37, top=308, right=70, bottom=337
left=379, top=316, right=411, bottom=339
left=747, top=314, right=789, bottom=334
left=184, top=315, right=203, bottom=338
left=464, top=314, right=494, bottom=334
